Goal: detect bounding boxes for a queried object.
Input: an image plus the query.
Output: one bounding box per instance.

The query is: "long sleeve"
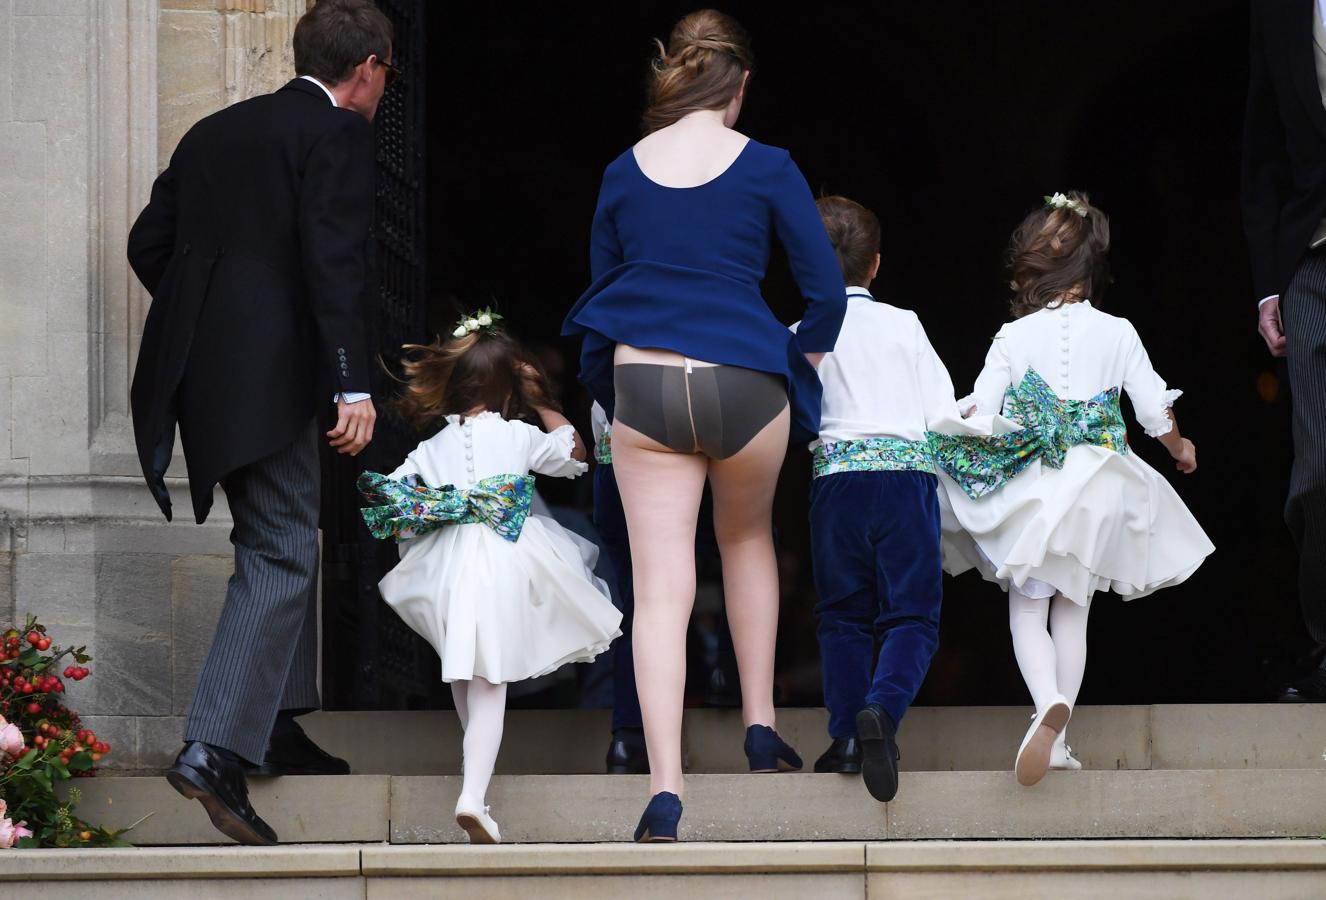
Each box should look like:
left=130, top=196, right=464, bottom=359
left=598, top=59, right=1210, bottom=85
left=963, top=327, right=1014, bottom=415
left=915, top=320, right=961, bottom=428
left=127, top=164, right=178, bottom=296
left=299, top=113, right=376, bottom=396
left=769, top=154, right=846, bottom=352
left=589, top=178, right=623, bottom=283
left=1121, top=323, right=1181, bottom=438
left=1242, top=1, right=1292, bottom=302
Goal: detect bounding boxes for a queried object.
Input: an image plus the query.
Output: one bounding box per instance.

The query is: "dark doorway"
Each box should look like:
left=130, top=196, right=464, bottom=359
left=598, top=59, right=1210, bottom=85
left=326, top=1, right=1297, bottom=711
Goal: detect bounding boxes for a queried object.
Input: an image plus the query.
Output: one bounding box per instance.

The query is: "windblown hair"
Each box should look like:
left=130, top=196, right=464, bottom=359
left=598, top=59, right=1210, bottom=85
left=394, top=327, right=559, bottom=430
left=816, top=195, right=881, bottom=288
left=1007, top=190, right=1111, bottom=318
left=643, top=9, right=754, bottom=134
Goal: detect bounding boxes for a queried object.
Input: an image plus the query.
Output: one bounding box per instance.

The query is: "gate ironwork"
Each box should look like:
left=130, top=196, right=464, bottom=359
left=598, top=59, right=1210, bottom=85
left=320, top=0, right=436, bottom=710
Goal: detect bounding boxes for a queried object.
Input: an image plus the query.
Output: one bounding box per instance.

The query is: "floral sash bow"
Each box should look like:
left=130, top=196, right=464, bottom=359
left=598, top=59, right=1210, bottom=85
left=357, top=471, right=535, bottom=543
left=927, top=367, right=1127, bottom=500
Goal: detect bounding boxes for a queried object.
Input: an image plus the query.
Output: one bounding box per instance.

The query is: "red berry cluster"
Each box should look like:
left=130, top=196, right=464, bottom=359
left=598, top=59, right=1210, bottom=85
left=62, top=666, right=90, bottom=682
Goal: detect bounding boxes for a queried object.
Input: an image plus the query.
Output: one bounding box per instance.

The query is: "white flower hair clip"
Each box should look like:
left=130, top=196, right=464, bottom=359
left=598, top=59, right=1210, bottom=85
left=452, top=306, right=504, bottom=339
left=1044, top=192, right=1089, bottom=218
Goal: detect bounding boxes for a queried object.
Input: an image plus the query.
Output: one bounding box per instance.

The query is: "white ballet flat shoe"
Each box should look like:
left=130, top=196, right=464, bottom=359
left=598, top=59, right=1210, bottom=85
left=455, top=801, right=502, bottom=844
left=1015, top=695, right=1072, bottom=787
left=1049, top=738, right=1082, bottom=771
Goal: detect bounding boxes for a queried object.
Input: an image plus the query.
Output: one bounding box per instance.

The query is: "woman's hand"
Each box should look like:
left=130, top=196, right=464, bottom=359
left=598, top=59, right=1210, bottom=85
left=1171, top=438, right=1197, bottom=474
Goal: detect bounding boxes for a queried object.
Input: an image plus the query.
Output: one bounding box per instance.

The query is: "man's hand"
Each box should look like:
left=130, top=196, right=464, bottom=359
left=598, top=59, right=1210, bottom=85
left=1259, top=297, right=1287, bottom=357
left=328, top=396, right=376, bottom=455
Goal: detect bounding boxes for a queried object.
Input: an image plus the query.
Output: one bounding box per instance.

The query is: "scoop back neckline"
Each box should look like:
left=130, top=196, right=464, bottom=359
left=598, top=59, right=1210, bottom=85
left=627, top=138, right=754, bottom=190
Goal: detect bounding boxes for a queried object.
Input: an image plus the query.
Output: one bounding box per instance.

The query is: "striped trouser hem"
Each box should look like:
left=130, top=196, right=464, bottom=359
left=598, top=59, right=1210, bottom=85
left=1283, top=251, right=1326, bottom=648
left=183, top=420, right=322, bottom=764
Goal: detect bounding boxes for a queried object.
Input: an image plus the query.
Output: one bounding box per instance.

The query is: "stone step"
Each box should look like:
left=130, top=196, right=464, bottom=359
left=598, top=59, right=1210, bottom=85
left=68, top=769, right=1326, bottom=846
left=7, top=840, right=1326, bottom=899
left=291, top=703, right=1326, bottom=775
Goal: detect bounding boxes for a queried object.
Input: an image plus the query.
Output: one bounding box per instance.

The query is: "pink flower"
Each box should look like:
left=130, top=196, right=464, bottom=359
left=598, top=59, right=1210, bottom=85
left=0, top=718, right=24, bottom=756
left=0, top=818, right=16, bottom=849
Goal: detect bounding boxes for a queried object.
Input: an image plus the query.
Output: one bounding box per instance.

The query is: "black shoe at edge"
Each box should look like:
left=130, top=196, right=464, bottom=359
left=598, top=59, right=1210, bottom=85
left=606, top=729, right=650, bottom=775
left=814, top=736, right=863, bottom=774
left=248, top=724, right=351, bottom=777
left=855, top=704, right=900, bottom=802
left=166, top=741, right=278, bottom=845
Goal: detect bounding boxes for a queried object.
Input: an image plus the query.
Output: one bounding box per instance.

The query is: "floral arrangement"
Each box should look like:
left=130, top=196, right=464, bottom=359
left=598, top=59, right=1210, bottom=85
left=452, top=307, right=504, bottom=339
left=0, top=616, right=132, bottom=848
left=1044, top=192, right=1089, bottom=218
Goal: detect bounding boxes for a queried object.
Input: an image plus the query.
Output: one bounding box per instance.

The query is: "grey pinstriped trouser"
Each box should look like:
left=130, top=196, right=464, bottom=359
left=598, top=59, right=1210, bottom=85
left=182, top=419, right=321, bottom=763
left=1283, top=252, right=1326, bottom=650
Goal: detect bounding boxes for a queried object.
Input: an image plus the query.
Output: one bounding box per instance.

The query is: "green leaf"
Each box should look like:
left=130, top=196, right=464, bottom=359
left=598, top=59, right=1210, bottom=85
left=15, top=836, right=40, bottom=849
left=66, top=754, right=94, bottom=772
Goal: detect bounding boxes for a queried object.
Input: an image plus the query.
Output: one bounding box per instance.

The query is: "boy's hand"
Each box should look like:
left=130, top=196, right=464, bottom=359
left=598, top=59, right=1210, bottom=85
left=1171, top=437, right=1196, bottom=474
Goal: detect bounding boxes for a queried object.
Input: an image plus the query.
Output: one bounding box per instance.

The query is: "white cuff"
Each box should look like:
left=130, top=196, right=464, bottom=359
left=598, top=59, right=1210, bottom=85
left=334, top=392, right=372, bottom=404
left=1258, top=295, right=1279, bottom=308
left=1142, top=389, right=1184, bottom=438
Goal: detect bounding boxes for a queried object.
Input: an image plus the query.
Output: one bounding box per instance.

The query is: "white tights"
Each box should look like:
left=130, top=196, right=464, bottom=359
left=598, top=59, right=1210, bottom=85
left=451, top=677, right=507, bottom=810
left=1008, top=588, right=1091, bottom=745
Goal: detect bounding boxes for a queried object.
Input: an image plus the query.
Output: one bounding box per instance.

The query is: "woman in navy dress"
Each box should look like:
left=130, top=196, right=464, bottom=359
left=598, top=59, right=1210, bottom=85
left=564, top=9, right=846, bottom=841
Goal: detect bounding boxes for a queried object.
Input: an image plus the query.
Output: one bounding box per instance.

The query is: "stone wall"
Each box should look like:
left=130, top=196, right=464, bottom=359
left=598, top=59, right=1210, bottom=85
left=0, top=0, right=306, bottom=772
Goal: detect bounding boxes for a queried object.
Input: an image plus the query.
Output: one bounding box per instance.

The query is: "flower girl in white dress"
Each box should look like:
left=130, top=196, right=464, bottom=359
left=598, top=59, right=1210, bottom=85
left=358, top=312, right=622, bottom=843
left=931, top=193, right=1214, bottom=787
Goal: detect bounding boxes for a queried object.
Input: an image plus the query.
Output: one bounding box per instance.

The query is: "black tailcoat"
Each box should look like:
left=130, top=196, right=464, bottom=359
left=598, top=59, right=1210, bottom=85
left=128, top=78, right=375, bottom=523
left=1244, top=0, right=1326, bottom=300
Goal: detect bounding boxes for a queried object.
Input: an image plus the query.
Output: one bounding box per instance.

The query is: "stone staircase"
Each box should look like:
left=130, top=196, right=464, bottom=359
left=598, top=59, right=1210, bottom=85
left=13, top=704, right=1326, bottom=897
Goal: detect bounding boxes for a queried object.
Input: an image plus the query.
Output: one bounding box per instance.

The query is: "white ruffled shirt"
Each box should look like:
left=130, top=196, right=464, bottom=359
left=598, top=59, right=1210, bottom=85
left=792, top=287, right=961, bottom=448
left=388, top=412, right=586, bottom=488
left=962, top=300, right=1180, bottom=438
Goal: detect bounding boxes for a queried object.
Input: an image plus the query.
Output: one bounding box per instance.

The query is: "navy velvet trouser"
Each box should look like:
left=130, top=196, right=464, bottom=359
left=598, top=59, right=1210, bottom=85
left=810, top=470, right=943, bottom=738
left=593, top=463, right=729, bottom=732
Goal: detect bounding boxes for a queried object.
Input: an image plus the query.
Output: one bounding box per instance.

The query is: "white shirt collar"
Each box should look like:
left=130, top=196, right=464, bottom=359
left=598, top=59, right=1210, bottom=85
left=300, top=75, right=338, bottom=107
left=845, top=285, right=875, bottom=300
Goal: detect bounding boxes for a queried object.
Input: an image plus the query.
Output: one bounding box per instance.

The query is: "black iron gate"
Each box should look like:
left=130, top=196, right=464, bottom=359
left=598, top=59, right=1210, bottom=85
left=320, top=0, right=438, bottom=710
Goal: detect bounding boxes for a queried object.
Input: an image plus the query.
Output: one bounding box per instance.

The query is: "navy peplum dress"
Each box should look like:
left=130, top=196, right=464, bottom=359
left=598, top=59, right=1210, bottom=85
left=562, top=139, right=847, bottom=445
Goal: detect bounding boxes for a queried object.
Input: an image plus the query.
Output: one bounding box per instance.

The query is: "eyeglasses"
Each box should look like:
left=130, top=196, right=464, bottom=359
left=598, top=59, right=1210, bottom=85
left=380, top=57, right=403, bottom=88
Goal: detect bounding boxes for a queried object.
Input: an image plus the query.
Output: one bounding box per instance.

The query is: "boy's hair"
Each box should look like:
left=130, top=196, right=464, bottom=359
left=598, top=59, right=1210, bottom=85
left=293, top=0, right=394, bottom=86
left=1007, top=191, right=1111, bottom=318
left=395, top=327, right=558, bottom=430
left=816, top=195, right=880, bottom=288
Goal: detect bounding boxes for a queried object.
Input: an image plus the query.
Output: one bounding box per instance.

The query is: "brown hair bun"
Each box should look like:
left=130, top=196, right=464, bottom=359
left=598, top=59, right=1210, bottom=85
left=643, top=10, right=754, bottom=134
left=1007, top=191, right=1111, bottom=318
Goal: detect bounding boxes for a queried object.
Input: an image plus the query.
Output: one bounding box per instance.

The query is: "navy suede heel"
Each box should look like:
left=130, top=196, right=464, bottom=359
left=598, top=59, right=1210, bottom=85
left=744, top=724, right=804, bottom=772
left=633, top=791, right=682, bottom=842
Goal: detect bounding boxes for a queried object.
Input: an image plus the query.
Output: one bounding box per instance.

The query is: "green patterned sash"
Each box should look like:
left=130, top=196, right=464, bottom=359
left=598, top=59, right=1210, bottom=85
left=357, top=471, right=535, bottom=543
left=927, top=367, right=1127, bottom=500
left=812, top=437, right=935, bottom=478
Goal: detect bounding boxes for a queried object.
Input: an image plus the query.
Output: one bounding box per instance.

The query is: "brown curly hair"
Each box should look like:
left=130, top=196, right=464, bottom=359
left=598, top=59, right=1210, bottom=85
left=816, top=195, right=881, bottom=287
left=1007, top=191, right=1111, bottom=318
left=642, top=9, right=754, bottom=134
left=394, top=327, right=559, bottom=430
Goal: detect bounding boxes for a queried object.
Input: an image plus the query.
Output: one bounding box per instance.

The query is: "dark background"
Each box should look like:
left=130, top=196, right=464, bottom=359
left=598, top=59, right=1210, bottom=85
left=411, top=1, right=1303, bottom=708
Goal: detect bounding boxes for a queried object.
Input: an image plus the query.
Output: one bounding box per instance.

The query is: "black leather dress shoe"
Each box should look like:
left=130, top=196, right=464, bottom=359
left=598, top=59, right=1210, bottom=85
left=605, top=729, right=649, bottom=774
left=814, top=737, right=863, bottom=774
left=248, top=724, right=351, bottom=777
left=166, top=742, right=278, bottom=845
left=856, top=704, right=901, bottom=802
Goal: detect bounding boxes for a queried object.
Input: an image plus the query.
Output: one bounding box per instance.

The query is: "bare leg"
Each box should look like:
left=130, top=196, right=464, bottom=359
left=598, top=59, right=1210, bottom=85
left=707, top=405, right=791, bottom=728
left=456, top=677, right=506, bottom=811
left=612, top=419, right=708, bottom=799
